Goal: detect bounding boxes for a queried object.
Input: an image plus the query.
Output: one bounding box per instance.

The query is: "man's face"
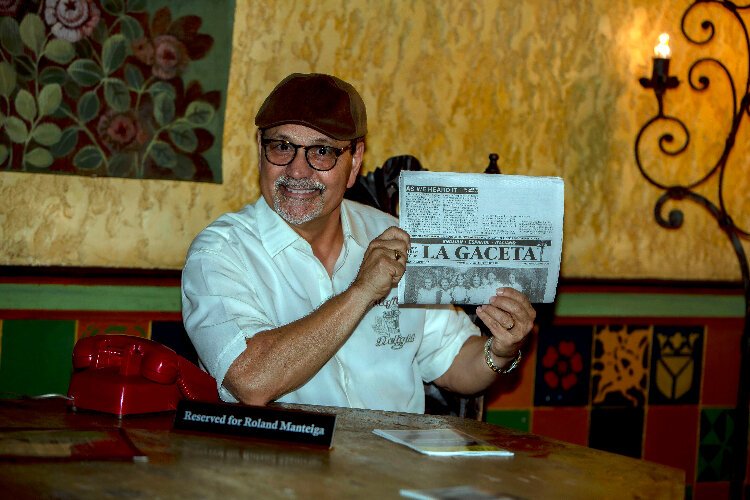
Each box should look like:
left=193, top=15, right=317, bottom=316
left=424, top=278, right=433, bottom=288
left=258, top=124, right=363, bottom=227
left=440, top=278, right=450, bottom=290
left=472, top=276, right=481, bottom=287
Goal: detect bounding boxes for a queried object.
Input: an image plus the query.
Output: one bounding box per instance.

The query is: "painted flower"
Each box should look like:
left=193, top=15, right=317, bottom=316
left=152, top=35, right=189, bottom=80
left=132, top=35, right=189, bottom=80
left=132, top=37, right=155, bottom=66
left=97, top=110, right=148, bottom=152
left=0, top=0, right=22, bottom=16
left=44, top=0, right=101, bottom=43
left=542, top=341, right=584, bottom=391
left=131, top=8, right=213, bottom=81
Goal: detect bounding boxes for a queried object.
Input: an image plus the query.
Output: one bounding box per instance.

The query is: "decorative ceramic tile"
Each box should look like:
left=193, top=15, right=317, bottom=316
left=591, top=324, right=650, bottom=407
left=701, top=319, right=742, bottom=406
left=485, top=331, right=537, bottom=409
left=589, top=407, right=644, bottom=458
left=0, top=319, right=75, bottom=397
left=644, top=405, right=699, bottom=485
left=692, top=481, right=730, bottom=500
left=533, top=324, right=592, bottom=406
left=697, top=408, right=736, bottom=482
left=532, top=407, right=588, bottom=446
left=151, top=320, right=199, bottom=363
left=649, top=325, right=703, bottom=405
left=77, top=318, right=149, bottom=340
left=485, top=409, right=530, bottom=432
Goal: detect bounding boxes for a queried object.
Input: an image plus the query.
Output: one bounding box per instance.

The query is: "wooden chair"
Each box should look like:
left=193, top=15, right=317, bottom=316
left=345, top=153, right=502, bottom=420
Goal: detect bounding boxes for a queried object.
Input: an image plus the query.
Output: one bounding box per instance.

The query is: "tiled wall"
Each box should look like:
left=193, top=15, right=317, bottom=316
left=0, top=273, right=747, bottom=498
left=485, top=315, right=748, bottom=499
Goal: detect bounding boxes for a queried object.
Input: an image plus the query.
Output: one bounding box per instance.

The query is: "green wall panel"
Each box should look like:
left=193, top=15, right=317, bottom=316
left=486, top=409, right=530, bottom=432
left=555, top=293, right=744, bottom=318
left=0, top=319, right=76, bottom=398
left=0, top=284, right=742, bottom=318
left=0, top=284, right=181, bottom=312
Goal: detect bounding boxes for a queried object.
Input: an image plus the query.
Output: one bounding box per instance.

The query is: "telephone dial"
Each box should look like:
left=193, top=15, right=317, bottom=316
left=68, top=334, right=219, bottom=416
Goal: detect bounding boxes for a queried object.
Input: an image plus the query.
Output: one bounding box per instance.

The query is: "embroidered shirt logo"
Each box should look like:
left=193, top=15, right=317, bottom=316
left=372, top=297, right=415, bottom=349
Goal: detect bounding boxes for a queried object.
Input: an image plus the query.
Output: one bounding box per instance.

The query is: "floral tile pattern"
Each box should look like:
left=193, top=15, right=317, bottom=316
left=591, top=324, right=649, bottom=407
left=0, top=0, right=233, bottom=182
left=533, top=324, right=592, bottom=406
left=648, top=325, right=703, bottom=405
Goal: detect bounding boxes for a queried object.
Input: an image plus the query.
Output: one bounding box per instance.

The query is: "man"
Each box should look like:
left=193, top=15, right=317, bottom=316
left=181, top=73, right=535, bottom=413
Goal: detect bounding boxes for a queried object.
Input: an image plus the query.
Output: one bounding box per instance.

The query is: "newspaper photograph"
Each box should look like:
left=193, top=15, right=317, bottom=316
left=397, top=171, right=564, bottom=305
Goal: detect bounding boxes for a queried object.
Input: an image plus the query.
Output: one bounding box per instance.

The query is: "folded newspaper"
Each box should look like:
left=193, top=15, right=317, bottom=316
left=398, top=171, right=564, bottom=305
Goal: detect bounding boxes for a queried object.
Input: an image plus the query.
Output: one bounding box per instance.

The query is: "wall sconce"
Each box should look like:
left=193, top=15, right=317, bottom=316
left=634, top=4, right=749, bottom=497
left=639, top=33, right=680, bottom=107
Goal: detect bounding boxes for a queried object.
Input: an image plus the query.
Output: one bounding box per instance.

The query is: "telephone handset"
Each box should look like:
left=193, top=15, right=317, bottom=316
left=68, top=334, right=218, bottom=416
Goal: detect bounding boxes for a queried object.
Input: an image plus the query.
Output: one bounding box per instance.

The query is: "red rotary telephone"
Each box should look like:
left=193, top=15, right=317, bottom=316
left=68, top=335, right=219, bottom=416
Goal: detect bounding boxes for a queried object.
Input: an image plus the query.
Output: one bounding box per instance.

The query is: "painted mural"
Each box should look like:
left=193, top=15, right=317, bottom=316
left=0, top=0, right=233, bottom=182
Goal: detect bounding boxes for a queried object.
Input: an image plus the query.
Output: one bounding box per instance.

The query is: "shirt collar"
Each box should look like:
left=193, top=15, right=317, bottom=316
left=257, top=197, right=372, bottom=256
left=256, top=196, right=302, bottom=257
left=340, top=199, right=371, bottom=250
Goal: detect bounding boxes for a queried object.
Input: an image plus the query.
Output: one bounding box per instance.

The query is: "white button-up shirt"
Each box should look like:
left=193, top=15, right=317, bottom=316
left=181, top=198, right=479, bottom=413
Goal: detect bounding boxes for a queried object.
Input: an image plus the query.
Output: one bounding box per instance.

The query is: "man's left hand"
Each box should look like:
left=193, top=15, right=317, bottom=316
left=475, top=287, right=535, bottom=361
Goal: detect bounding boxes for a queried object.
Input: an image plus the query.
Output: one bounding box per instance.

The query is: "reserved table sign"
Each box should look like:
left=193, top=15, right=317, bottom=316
left=173, top=400, right=337, bottom=448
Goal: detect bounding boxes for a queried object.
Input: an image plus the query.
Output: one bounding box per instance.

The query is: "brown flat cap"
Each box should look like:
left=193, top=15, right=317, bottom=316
left=255, top=73, right=367, bottom=140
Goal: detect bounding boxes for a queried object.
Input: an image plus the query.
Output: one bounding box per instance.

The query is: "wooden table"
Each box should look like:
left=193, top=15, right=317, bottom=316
left=0, top=399, right=683, bottom=499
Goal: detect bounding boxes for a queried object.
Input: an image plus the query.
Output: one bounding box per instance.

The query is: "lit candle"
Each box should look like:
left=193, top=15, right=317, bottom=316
left=639, top=32, right=679, bottom=94
left=654, top=33, right=671, bottom=59
left=652, top=33, right=671, bottom=80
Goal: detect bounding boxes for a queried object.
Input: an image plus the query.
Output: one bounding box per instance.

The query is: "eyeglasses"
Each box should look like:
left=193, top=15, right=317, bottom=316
left=260, top=138, right=352, bottom=172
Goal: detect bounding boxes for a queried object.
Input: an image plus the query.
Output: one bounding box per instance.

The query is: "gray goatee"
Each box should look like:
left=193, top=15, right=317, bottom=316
left=273, top=176, right=327, bottom=225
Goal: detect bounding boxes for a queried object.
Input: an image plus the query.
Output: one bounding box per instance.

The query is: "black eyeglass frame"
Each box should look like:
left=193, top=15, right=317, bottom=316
left=260, top=138, right=354, bottom=172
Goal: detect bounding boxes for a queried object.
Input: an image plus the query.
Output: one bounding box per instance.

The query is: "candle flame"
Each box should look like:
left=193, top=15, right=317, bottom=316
left=654, top=33, right=671, bottom=59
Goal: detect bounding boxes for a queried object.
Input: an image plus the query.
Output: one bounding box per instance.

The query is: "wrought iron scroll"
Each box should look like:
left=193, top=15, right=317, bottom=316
left=634, top=1, right=750, bottom=496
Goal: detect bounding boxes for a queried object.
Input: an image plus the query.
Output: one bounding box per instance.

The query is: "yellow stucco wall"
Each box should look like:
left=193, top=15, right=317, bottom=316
left=1, top=0, right=748, bottom=280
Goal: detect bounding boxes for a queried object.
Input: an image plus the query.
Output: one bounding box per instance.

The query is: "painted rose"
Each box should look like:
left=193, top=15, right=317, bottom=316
left=152, top=35, right=189, bottom=80
left=542, top=341, right=584, bottom=391
left=97, top=110, right=148, bottom=152
left=44, top=0, right=101, bottom=43
left=0, top=0, right=22, bottom=16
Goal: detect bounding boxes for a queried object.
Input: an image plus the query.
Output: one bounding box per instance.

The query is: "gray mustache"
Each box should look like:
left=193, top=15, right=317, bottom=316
left=275, top=176, right=326, bottom=192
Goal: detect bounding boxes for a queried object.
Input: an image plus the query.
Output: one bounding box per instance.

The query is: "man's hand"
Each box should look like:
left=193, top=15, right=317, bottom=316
left=476, top=287, right=536, bottom=361
left=351, top=226, right=410, bottom=303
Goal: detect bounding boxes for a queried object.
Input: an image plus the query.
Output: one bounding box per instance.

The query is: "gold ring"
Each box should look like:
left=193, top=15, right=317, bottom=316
left=394, top=250, right=400, bottom=261
left=507, top=321, right=515, bottom=330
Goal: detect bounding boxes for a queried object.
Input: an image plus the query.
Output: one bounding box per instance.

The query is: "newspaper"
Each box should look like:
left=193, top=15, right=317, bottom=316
left=397, top=171, right=564, bottom=305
